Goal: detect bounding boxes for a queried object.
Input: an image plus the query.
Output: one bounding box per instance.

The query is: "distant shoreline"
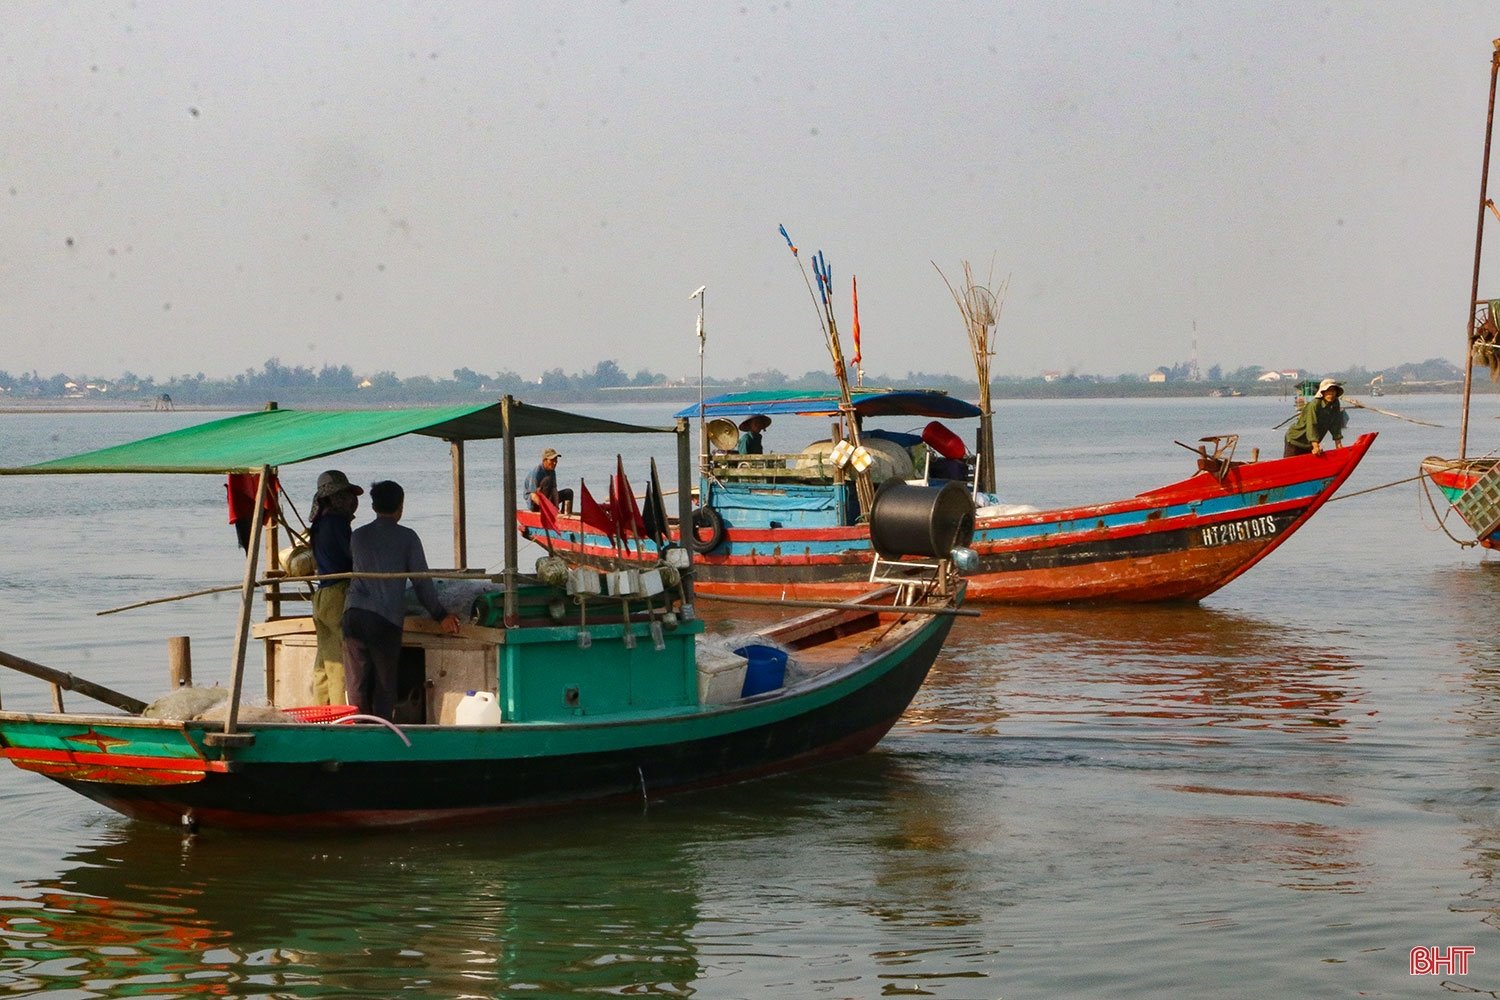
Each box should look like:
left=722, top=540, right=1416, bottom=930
left=0, top=383, right=1477, bottom=415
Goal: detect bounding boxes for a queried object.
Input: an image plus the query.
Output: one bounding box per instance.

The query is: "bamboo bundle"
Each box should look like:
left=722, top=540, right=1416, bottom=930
left=935, top=260, right=1009, bottom=494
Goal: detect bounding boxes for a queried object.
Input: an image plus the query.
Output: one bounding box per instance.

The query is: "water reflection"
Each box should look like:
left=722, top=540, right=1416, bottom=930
left=0, top=753, right=1010, bottom=998
left=890, top=603, right=1375, bottom=899
left=1436, top=564, right=1500, bottom=937
left=909, top=604, right=1367, bottom=738
left=0, top=816, right=704, bottom=997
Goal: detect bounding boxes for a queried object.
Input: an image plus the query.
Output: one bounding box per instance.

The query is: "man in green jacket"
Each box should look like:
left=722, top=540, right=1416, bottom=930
left=1284, top=378, right=1345, bottom=457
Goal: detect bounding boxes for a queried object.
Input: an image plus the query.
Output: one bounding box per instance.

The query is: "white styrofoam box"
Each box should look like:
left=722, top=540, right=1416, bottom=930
left=606, top=569, right=641, bottom=597
left=664, top=548, right=691, bottom=569
left=638, top=568, right=665, bottom=597
left=696, top=646, right=748, bottom=705
left=567, top=567, right=602, bottom=596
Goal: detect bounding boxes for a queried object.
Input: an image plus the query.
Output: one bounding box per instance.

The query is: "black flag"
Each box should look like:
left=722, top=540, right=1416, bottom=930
left=643, top=458, right=671, bottom=546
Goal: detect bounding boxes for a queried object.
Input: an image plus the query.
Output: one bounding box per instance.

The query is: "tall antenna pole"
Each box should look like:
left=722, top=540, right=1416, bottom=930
left=1459, top=39, right=1500, bottom=459
left=691, top=285, right=707, bottom=473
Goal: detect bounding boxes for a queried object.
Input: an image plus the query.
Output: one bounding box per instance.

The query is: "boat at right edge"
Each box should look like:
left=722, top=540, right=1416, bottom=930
left=1422, top=38, right=1500, bottom=548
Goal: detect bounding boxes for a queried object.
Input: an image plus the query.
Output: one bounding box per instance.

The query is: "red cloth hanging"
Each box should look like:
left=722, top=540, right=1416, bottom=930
left=225, top=472, right=279, bottom=550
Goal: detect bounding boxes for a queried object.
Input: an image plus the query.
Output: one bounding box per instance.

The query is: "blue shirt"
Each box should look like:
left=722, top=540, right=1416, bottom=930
left=345, top=516, right=447, bottom=627
left=309, top=511, right=353, bottom=589
left=523, top=462, right=557, bottom=510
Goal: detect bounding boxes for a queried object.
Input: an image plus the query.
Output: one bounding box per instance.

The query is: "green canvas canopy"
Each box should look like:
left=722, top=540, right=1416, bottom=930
left=1, top=400, right=673, bottom=475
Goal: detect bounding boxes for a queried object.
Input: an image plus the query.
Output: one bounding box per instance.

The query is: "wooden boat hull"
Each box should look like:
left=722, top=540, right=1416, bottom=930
left=1420, top=455, right=1500, bottom=548
left=0, top=605, right=954, bottom=832
left=522, top=433, right=1376, bottom=605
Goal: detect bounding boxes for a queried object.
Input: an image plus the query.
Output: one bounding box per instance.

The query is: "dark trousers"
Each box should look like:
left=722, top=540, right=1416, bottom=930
left=529, top=487, right=575, bottom=514
left=342, top=607, right=404, bottom=721
left=1283, top=440, right=1313, bottom=458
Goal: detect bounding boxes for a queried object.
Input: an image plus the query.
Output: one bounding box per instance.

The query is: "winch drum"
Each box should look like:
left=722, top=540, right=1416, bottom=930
left=867, top=481, right=975, bottom=558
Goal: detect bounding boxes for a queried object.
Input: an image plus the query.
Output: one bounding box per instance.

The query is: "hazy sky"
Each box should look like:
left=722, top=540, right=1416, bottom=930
left=5, top=2, right=1498, bottom=382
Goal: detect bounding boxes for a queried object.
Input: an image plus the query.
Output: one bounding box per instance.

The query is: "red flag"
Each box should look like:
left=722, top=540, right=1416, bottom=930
left=535, top=490, right=560, bottom=537
left=614, top=456, right=647, bottom=540
left=579, top=480, right=616, bottom=540
left=851, top=274, right=861, bottom=366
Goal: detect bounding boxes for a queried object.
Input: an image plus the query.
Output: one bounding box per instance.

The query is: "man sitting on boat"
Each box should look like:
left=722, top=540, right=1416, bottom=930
left=736, top=414, right=771, bottom=455
left=342, top=480, right=461, bottom=721
left=1284, top=379, right=1346, bottom=457
left=524, top=447, right=573, bottom=514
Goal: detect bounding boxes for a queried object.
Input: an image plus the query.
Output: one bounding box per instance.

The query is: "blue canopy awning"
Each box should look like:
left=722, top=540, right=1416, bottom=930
left=674, top=389, right=981, bottom=421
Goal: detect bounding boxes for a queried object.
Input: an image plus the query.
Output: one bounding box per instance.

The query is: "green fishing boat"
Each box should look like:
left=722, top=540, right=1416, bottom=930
left=0, top=397, right=971, bottom=832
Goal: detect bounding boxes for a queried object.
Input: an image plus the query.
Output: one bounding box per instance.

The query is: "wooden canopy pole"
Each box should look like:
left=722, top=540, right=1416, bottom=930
left=501, top=395, right=519, bottom=627
left=450, top=439, right=468, bottom=568
left=676, top=417, right=696, bottom=615
left=223, top=464, right=271, bottom=737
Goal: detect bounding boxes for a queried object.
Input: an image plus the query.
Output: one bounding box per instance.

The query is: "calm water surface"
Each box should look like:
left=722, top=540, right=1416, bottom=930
left=0, top=395, right=1497, bottom=998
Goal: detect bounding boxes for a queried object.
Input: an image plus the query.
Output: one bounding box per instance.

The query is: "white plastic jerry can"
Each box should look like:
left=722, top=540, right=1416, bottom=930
left=455, top=690, right=501, bottom=726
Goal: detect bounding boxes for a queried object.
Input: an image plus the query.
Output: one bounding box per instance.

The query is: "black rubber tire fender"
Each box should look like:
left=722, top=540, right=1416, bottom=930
left=690, top=506, right=727, bottom=554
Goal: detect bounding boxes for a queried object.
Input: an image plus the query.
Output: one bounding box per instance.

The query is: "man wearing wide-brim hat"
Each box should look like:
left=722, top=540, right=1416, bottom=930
left=737, top=414, right=771, bottom=455
left=308, top=470, right=363, bottom=705
left=1283, top=378, right=1346, bottom=457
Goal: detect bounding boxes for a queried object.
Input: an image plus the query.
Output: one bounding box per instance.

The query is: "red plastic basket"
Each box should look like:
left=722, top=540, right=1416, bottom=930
left=282, top=704, right=359, bottom=724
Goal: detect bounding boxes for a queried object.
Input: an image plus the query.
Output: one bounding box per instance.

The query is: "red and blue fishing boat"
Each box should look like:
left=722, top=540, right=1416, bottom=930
left=0, top=397, right=969, bottom=832
left=520, top=388, right=1375, bottom=603
left=1421, top=39, right=1500, bottom=549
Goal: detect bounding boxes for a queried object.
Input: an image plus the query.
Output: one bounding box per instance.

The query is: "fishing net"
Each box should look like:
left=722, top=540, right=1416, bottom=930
left=1474, top=300, right=1500, bottom=381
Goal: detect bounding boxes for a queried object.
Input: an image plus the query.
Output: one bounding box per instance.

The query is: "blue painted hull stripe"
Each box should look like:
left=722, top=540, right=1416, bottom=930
left=528, top=477, right=1334, bottom=559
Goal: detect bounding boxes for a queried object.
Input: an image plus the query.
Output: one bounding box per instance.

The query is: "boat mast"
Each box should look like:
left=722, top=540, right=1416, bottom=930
left=1458, top=39, right=1500, bottom=460
left=778, top=228, right=875, bottom=512
left=692, top=285, right=707, bottom=475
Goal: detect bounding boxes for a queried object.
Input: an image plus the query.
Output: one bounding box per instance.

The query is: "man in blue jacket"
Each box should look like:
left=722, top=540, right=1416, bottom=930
left=341, top=480, right=460, bottom=720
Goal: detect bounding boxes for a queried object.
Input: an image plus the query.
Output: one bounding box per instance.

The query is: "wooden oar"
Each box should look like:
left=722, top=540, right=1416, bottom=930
left=1344, top=397, right=1443, bottom=427
left=0, top=649, right=149, bottom=714
left=1272, top=396, right=1442, bottom=430
left=97, top=569, right=491, bottom=617
left=696, top=592, right=980, bottom=618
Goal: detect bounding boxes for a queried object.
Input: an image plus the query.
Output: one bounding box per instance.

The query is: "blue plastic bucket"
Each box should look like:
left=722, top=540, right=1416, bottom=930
left=735, top=644, right=788, bottom=697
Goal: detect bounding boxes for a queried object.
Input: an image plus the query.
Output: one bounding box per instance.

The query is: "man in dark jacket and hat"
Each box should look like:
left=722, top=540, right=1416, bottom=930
left=308, top=470, right=362, bottom=705
left=737, top=414, right=772, bottom=455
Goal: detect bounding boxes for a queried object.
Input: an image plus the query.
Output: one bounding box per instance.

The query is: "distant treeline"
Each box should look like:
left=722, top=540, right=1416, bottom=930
left=0, top=356, right=1481, bottom=406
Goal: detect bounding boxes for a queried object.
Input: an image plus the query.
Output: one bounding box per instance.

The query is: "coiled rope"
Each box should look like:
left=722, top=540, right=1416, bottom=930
left=1322, top=468, right=1479, bottom=548
left=1417, top=472, right=1480, bottom=548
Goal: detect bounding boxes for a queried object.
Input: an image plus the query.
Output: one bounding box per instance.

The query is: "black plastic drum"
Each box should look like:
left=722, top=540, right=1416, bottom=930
left=867, top=481, right=975, bottom=558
